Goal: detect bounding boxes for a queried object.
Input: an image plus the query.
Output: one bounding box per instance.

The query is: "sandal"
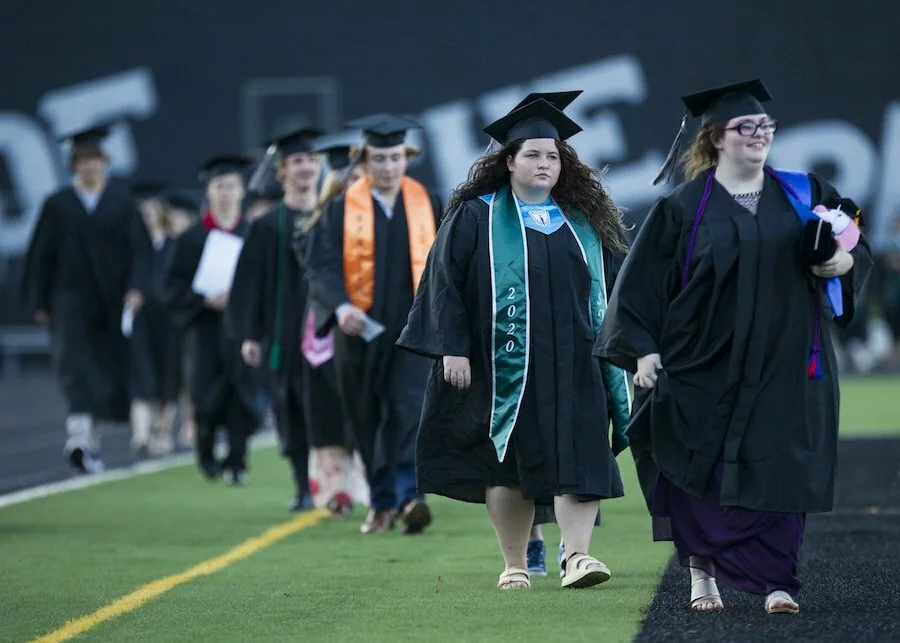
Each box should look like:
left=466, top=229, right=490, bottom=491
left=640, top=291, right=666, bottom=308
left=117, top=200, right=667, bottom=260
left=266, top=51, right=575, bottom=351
left=765, top=590, right=799, bottom=614
left=561, top=553, right=611, bottom=589
left=690, top=577, right=724, bottom=611
left=497, top=567, right=530, bottom=590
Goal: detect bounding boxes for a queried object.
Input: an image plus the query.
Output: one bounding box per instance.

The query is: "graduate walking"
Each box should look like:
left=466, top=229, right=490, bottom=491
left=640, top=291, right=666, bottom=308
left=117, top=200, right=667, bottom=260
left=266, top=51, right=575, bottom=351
left=595, top=80, right=873, bottom=613
left=306, top=115, right=441, bottom=534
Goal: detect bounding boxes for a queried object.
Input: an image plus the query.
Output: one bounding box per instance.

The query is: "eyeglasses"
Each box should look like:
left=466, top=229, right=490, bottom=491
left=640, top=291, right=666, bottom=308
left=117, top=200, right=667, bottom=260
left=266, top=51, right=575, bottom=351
left=724, top=120, right=778, bottom=137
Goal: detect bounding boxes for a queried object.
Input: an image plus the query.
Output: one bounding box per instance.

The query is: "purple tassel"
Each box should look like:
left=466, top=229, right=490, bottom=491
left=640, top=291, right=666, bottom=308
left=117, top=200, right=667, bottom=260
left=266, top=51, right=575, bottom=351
left=807, top=284, right=823, bottom=380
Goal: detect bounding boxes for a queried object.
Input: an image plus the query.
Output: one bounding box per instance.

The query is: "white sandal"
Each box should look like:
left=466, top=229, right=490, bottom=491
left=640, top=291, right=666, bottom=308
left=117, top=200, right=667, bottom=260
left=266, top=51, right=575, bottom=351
left=498, top=567, right=530, bottom=590
left=765, top=590, right=799, bottom=614
left=561, top=553, right=611, bottom=589
left=690, top=577, right=724, bottom=611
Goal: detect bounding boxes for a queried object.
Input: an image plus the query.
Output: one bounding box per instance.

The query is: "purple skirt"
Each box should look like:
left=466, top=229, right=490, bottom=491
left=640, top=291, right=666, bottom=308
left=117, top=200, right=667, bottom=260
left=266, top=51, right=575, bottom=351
left=651, top=460, right=805, bottom=596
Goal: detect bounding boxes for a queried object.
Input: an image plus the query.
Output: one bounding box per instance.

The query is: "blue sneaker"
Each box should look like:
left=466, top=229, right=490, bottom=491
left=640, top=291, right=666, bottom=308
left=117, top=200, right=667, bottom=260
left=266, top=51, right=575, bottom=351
left=526, top=539, right=547, bottom=576
left=558, top=541, right=566, bottom=578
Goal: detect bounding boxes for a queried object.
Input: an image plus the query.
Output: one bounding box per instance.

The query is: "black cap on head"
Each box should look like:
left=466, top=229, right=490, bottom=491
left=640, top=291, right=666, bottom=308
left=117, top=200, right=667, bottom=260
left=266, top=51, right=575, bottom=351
left=483, top=98, right=582, bottom=145
left=345, top=114, right=421, bottom=148
left=130, top=180, right=168, bottom=201
left=652, top=78, right=773, bottom=186
left=312, top=132, right=361, bottom=171
left=510, top=90, right=583, bottom=113
left=165, top=191, right=200, bottom=213
left=267, top=127, right=323, bottom=157
left=59, top=124, right=112, bottom=148
left=198, top=155, right=253, bottom=183
left=248, top=180, right=284, bottom=203
left=682, top=79, right=772, bottom=127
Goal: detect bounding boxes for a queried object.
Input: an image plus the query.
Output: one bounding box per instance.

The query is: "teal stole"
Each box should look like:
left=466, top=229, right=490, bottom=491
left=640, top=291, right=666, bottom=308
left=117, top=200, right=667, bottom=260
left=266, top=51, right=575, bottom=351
left=486, top=184, right=631, bottom=462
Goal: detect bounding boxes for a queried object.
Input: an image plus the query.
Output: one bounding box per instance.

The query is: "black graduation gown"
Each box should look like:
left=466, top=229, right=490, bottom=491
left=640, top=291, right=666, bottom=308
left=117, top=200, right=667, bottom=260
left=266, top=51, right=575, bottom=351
left=594, top=170, right=873, bottom=514
left=397, top=197, right=625, bottom=505
left=20, top=183, right=150, bottom=420
left=160, top=220, right=259, bottom=433
left=305, top=190, right=442, bottom=474
left=130, top=238, right=179, bottom=403
left=228, top=205, right=346, bottom=458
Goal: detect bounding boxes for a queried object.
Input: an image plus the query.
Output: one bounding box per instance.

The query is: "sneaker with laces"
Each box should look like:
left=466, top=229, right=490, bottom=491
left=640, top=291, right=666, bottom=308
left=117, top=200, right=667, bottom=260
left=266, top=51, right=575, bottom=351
left=558, top=541, right=566, bottom=578
left=527, top=539, right=547, bottom=576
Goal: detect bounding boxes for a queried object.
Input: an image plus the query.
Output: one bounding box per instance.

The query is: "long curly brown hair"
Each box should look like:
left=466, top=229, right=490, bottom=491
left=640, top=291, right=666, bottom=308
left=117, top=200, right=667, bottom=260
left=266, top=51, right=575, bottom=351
left=447, top=140, right=629, bottom=253
left=679, top=122, right=726, bottom=181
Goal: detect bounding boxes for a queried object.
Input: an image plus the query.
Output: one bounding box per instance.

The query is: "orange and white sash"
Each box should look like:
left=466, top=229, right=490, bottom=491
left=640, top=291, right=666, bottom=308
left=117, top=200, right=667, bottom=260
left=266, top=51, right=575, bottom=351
left=342, top=176, right=436, bottom=311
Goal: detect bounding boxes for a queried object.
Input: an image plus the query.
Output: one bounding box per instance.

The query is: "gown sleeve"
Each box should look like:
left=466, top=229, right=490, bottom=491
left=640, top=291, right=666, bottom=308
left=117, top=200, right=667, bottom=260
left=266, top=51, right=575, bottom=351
left=305, top=199, right=351, bottom=335
left=228, top=219, right=269, bottom=343
left=128, top=205, right=155, bottom=295
left=397, top=200, right=478, bottom=359
left=160, top=229, right=206, bottom=329
left=810, top=173, right=874, bottom=328
left=20, top=196, right=60, bottom=314
left=593, top=197, right=683, bottom=372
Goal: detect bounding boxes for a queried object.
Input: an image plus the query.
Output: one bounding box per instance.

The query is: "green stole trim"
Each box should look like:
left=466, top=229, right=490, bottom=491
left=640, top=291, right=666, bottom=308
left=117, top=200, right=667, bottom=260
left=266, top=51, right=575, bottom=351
left=487, top=185, right=631, bottom=461
left=268, top=204, right=286, bottom=372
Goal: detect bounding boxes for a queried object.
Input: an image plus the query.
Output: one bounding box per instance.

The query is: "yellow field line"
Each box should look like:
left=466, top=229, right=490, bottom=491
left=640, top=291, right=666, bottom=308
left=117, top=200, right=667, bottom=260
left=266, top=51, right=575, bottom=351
left=31, top=508, right=331, bottom=643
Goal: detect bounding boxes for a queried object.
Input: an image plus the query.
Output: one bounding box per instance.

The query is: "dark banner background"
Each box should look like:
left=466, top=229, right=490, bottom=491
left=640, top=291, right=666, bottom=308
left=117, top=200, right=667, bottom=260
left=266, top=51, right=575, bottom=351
left=1, top=0, right=898, bottom=325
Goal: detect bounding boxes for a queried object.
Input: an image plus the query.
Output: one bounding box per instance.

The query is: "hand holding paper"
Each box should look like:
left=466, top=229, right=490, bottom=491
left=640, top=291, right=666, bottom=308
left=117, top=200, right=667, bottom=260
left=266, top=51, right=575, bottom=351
left=192, top=229, right=244, bottom=298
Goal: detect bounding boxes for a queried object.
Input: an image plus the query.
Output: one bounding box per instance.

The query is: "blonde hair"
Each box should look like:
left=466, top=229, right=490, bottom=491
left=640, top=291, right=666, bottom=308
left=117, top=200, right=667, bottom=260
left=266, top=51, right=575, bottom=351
left=679, top=123, right=726, bottom=181
left=303, top=163, right=367, bottom=233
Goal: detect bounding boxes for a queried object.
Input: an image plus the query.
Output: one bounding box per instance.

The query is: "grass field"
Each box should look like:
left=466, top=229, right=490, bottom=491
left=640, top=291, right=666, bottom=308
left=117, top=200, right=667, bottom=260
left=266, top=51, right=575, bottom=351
left=1, top=377, right=897, bottom=643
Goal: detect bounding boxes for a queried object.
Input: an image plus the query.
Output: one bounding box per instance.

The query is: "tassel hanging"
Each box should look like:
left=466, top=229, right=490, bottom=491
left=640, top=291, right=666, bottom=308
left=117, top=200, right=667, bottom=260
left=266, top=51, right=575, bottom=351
left=652, top=112, right=688, bottom=186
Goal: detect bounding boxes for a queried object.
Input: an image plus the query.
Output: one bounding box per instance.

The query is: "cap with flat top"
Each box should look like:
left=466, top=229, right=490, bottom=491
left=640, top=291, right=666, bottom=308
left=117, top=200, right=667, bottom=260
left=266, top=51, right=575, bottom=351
left=682, top=79, right=772, bottom=127
left=130, top=180, right=168, bottom=202
left=312, top=132, right=361, bottom=171
left=345, top=114, right=421, bottom=148
left=165, top=191, right=200, bottom=213
left=266, top=128, right=323, bottom=157
left=197, top=155, right=253, bottom=183
left=652, top=78, right=774, bottom=185
left=58, top=124, right=112, bottom=148
left=483, top=97, right=583, bottom=145
left=510, top=90, right=583, bottom=113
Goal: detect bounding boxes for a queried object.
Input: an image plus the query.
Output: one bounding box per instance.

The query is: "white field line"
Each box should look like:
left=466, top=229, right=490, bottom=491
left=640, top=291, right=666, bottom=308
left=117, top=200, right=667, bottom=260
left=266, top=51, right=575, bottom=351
left=0, top=431, right=278, bottom=510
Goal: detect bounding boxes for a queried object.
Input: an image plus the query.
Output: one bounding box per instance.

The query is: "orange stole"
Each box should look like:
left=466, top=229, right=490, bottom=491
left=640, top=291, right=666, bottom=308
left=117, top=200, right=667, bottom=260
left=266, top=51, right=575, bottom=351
left=342, top=176, right=436, bottom=312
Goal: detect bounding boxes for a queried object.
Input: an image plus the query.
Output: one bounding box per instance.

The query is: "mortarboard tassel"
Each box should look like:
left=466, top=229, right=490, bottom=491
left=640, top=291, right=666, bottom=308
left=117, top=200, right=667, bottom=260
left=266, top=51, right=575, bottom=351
left=652, top=112, right=688, bottom=186
left=338, top=144, right=367, bottom=188
left=247, top=142, right=278, bottom=194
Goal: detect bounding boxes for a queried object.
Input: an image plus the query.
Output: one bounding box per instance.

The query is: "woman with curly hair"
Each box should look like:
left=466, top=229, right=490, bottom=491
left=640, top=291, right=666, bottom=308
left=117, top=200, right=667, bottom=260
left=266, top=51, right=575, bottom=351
left=398, top=92, right=631, bottom=590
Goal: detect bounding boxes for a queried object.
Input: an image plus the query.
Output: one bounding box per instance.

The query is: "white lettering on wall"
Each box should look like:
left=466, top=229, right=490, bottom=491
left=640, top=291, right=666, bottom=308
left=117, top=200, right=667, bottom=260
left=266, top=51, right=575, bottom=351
left=0, top=67, right=158, bottom=258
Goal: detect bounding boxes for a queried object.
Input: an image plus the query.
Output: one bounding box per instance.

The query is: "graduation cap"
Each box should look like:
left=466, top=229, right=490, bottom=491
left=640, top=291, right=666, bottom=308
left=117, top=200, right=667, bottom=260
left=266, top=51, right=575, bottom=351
left=653, top=79, right=773, bottom=185
left=267, top=128, right=323, bottom=157
left=164, top=191, right=200, bottom=213
left=312, top=132, right=360, bottom=171
left=198, top=155, right=253, bottom=183
left=247, top=180, right=284, bottom=203
left=483, top=98, right=583, bottom=145
left=130, top=180, right=168, bottom=202
left=510, top=90, right=583, bottom=113
left=59, top=124, right=112, bottom=148
left=345, top=114, right=421, bottom=148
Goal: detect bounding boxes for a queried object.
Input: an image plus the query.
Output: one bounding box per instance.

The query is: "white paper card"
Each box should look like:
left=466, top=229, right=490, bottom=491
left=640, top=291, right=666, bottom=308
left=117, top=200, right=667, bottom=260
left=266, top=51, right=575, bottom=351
left=191, top=229, right=244, bottom=297
left=359, top=314, right=386, bottom=343
left=121, top=306, right=135, bottom=338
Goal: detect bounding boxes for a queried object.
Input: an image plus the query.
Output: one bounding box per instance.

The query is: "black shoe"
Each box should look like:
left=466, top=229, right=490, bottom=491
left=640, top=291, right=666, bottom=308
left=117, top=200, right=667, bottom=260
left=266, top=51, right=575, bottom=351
left=69, top=448, right=105, bottom=474
left=198, top=458, right=221, bottom=481
left=288, top=493, right=315, bottom=512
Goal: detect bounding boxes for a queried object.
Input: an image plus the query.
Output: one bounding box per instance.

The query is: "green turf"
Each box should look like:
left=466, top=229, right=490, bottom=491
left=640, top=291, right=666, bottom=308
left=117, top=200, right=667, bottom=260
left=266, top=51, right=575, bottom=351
left=2, top=375, right=896, bottom=642
left=838, top=376, right=900, bottom=436
left=1, top=450, right=670, bottom=643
